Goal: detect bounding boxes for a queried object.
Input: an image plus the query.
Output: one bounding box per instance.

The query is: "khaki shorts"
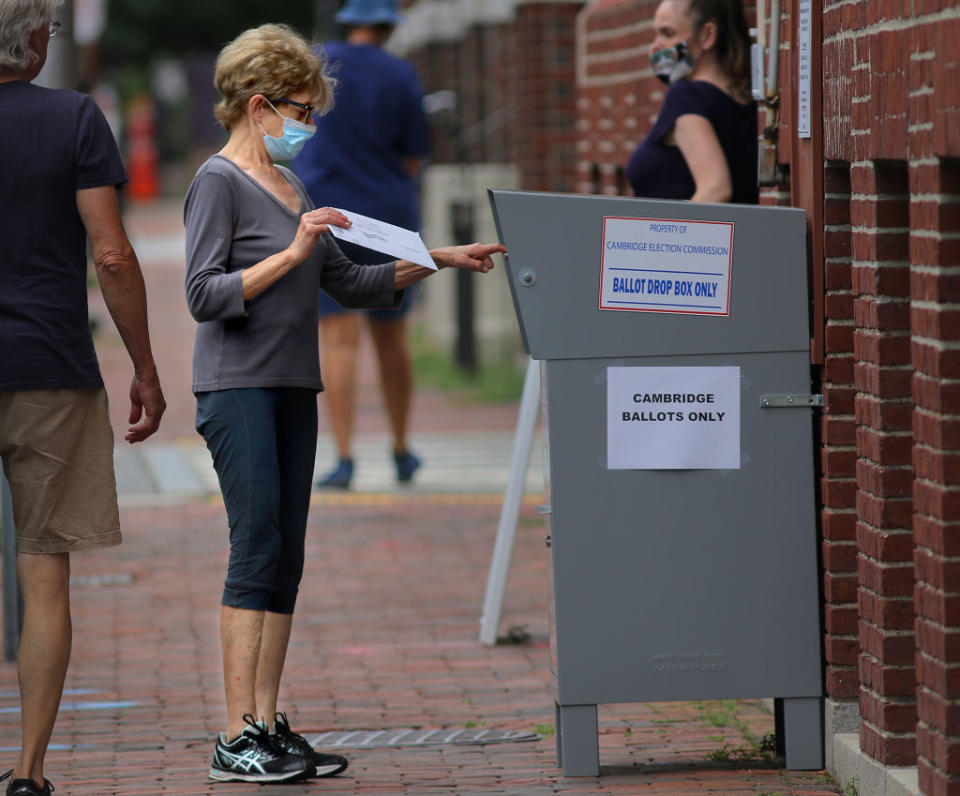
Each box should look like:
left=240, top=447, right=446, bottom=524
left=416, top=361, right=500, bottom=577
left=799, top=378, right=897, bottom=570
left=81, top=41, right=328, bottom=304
left=0, top=388, right=121, bottom=554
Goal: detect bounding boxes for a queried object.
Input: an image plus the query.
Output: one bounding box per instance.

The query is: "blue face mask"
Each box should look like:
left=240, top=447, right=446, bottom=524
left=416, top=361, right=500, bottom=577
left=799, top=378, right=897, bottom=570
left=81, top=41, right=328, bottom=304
left=258, top=99, right=316, bottom=161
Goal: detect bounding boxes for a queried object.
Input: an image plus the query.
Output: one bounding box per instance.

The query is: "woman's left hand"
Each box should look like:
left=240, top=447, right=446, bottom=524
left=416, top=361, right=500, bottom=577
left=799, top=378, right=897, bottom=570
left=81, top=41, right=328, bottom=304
left=430, top=243, right=506, bottom=273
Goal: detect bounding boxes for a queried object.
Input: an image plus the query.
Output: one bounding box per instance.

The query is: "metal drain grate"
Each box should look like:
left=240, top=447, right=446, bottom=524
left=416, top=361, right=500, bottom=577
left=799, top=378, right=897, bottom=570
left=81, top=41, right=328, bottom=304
left=309, top=728, right=540, bottom=748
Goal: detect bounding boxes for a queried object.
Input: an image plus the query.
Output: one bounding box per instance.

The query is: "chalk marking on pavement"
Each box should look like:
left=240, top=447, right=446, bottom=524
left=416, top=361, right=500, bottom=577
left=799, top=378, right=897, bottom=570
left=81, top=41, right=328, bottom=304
left=387, top=730, right=412, bottom=745
left=333, top=731, right=362, bottom=747
left=0, top=745, right=96, bottom=753
left=307, top=728, right=540, bottom=748
left=359, top=730, right=387, bottom=746
left=0, top=700, right=138, bottom=714
left=0, top=689, right=97, bottom=699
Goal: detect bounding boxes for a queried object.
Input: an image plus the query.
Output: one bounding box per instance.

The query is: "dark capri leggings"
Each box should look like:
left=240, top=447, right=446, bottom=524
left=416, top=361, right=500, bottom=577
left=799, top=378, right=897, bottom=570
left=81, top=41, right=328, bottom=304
left=196, top=387, right=318, bottom=614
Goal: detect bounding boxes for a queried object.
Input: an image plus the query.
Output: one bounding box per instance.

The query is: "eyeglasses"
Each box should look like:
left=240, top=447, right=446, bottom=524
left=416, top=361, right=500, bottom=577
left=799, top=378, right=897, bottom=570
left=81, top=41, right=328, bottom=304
left=48, top=20, right=61, bottom=38
left=272, top=97, right=315, bottom=123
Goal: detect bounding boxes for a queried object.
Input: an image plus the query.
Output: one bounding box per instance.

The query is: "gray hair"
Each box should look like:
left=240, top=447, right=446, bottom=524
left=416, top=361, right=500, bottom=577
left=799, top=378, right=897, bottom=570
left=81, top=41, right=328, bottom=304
left=0, top=0, right=58, bottom=72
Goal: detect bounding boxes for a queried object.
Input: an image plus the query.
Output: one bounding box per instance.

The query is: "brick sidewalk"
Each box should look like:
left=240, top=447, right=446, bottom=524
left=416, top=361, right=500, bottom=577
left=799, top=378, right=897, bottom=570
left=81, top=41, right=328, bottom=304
left=1, top=497, right=839, bottom=796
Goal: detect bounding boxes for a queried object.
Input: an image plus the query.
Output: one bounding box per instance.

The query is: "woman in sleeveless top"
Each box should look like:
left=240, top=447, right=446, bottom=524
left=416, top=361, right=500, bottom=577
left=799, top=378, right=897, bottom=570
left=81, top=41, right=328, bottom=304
left=626, top=0, right=759, bottom=204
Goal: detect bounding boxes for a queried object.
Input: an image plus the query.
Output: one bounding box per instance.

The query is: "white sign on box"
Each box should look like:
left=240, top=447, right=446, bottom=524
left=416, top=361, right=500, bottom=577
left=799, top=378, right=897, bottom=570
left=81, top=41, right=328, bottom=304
left=606, top=366, right=741, bottom=470
left=599, top=216, right=734, bottom=316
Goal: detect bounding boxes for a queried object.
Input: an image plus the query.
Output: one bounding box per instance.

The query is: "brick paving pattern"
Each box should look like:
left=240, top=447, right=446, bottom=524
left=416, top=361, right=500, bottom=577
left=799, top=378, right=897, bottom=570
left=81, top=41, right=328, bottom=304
left=0, top=201, right=841, bottom=794
left=1, top=499, right=840, bottom=795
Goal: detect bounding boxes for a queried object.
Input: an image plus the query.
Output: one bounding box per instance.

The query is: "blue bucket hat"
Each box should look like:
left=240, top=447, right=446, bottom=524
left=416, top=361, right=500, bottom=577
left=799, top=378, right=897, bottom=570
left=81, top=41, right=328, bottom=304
left=335, top=0, right=401, bottom=26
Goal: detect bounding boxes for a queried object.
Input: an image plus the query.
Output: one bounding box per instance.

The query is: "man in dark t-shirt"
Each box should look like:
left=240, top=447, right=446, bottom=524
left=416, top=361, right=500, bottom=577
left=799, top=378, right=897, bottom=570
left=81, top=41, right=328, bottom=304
left=0, top=3, right=165, bottom=794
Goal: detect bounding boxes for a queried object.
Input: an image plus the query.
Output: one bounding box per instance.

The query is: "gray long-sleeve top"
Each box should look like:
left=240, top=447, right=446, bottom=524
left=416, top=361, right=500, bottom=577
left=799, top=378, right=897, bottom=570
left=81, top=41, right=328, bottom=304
left=184, top=155, right=400, bottom=393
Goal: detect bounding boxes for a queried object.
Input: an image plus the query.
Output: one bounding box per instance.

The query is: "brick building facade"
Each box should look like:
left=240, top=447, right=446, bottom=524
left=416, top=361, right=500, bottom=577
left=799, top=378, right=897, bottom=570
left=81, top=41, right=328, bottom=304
left=393, top=0, right=584, bottom=192
left=397, top=0, right=959, bottom=790
left=575, top=0, right=960, bottom=793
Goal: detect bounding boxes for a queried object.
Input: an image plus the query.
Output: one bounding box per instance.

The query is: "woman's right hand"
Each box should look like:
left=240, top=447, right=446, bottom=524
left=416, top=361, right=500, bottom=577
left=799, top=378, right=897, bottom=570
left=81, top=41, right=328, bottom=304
left=287, top=207, right=352, bottom=263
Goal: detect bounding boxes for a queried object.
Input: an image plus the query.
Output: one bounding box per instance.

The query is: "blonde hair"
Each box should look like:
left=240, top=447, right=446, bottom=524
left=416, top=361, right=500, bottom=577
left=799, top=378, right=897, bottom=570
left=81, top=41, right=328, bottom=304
left=213, top=24, right=334, bottom=131
left=0, top=0, right=58, bottom=72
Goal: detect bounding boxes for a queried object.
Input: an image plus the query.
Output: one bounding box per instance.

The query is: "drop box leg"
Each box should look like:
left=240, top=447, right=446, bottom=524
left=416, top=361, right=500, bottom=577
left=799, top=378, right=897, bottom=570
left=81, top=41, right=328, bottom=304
left=780, top=697, right=824, bottom=770
left=554, top=700, right=563, bottom=767
left=557, top=703, right=599, bottom=777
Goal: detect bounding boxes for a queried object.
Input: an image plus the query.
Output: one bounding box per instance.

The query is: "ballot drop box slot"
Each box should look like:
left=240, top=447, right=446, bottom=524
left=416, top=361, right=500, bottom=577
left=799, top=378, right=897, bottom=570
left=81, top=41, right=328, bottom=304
left=488, top=190, right=823, bottom=777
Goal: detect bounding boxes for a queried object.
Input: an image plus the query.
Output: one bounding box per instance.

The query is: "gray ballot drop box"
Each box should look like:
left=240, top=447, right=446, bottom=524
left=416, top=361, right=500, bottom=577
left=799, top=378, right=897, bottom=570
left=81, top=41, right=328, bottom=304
left=488, top=190, right=824, bottom=777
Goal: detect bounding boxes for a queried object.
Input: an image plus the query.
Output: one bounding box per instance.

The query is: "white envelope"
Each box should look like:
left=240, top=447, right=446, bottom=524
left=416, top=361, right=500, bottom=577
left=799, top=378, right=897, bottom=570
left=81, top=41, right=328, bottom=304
left=328, top=208, right=436, bottom=271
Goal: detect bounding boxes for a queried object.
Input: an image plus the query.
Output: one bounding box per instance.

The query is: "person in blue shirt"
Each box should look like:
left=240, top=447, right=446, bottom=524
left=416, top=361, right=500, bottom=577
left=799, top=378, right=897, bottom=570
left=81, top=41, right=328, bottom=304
left=293, top=0, right=429, bottom=489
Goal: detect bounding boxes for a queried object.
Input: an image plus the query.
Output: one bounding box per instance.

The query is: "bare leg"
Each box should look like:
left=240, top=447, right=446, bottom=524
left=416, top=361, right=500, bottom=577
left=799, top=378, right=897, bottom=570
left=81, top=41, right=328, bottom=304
left=254, top=611, right=294, bottom=724
left=319, top=313, right=362, bottom=459
left=368, top=316, right=413, bottom=454
left=221, top=605, right=265, bottom=740
left=16, top=552, right=71, bottom=788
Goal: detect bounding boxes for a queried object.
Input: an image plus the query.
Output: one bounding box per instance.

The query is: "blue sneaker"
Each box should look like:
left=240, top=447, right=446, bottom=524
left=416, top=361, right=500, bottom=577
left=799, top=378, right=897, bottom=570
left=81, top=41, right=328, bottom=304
left=393, top=449, right=421, bottom=483
left=316, top=457, right=353, bottom=489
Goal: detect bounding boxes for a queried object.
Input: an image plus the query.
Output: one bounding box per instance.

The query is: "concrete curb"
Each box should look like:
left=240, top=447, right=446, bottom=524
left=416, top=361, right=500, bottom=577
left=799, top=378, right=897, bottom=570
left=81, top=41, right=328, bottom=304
left=826, top=700, right=920, bottom=796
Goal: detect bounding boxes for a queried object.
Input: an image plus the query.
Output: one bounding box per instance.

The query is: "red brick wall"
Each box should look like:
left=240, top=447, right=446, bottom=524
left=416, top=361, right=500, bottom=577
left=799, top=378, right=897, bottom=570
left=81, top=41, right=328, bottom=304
left=913, top=162, right=960, bottom=794
left=821, top=0, right=960, bottom=780
left=852, top=161, right=915, bottom=767
left=577, top=0, right=660, bottom=195
left=404, top=3, right=583, bottom=193
left=577, top=0, right=960, bottom=788
left=821, top=162, right=859, bottom=701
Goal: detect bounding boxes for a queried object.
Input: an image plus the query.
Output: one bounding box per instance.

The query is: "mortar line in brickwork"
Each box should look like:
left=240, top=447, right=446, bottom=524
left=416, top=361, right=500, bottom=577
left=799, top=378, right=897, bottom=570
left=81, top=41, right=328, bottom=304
left=849, top=193, right=911, bottom=200
left=582, top=45, right=652, bottom=65
left=859, top=559, right=916, bottom=568
left=823, top=0, right=861, bottom=10
left=859, top=295, right=911, bottom=305
left=824, top=6, right=960, bottom=42
left=861, top=691, right=919, bottom=703
left=584, top=20, right=653, bottom=42
left=859, top=626, right=915, bottom=638
left=851, top=158, right=940, bottom=168
left=851, top=225, right=912, bottom=235
left=911, top=300, right=960, bottom=310
left=862, top=725, right=926, bottom=741
left=916, top=558, right=960, bottom=567
left=908, top=194, right=960, bottom=203
left=913, top=476, right=960, bottom=489
left=912, top=229, right=960, bottom=240
left=911, top=265, right=960, bottom=275
left=910, top=338, right=960, bottom=351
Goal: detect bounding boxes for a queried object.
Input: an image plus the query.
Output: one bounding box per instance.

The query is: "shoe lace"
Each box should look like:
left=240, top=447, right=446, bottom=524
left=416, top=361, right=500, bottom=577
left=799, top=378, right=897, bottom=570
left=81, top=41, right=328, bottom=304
left=273, top=711, right=311, bottom=753
left=241, top=713, right=283, bottom=757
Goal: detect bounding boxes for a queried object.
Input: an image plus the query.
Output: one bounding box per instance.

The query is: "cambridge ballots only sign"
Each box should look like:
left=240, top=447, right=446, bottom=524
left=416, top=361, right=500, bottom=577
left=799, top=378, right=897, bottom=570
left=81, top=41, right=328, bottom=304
left=607, top=366, right=741, bottom=470
left=599, top=217, right=734, bottom=316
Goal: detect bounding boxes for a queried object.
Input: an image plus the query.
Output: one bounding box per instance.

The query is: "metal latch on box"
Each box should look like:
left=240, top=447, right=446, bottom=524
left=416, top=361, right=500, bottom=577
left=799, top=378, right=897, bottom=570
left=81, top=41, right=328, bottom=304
left=760, top=394, right=824, bottom=408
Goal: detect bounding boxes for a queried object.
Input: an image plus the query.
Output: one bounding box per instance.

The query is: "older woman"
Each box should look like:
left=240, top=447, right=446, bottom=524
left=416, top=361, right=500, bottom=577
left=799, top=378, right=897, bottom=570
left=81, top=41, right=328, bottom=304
left=626, top=0, right=758, bottom=204
left=185, top=24, right=503, bottom=784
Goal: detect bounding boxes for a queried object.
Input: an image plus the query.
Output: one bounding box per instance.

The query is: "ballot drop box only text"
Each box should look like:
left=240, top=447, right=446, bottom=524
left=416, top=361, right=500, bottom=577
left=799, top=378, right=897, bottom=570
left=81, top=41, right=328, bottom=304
left=488, top=190, right=823, bottom=777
